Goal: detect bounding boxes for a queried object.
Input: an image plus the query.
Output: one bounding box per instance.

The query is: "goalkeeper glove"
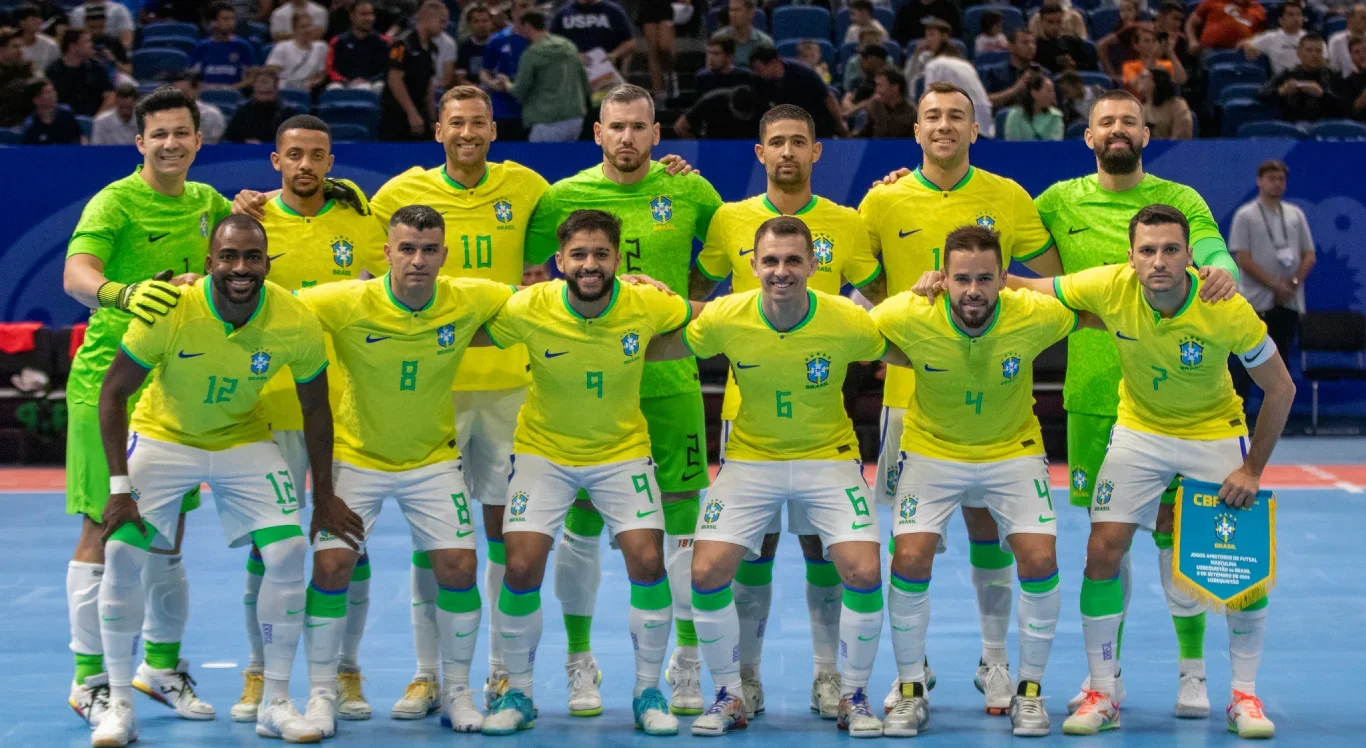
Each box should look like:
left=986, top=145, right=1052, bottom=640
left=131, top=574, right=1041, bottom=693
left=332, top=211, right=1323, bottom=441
left=96, top=270, right=181, bottom=324
left=323, top=177, right=371, bottom=216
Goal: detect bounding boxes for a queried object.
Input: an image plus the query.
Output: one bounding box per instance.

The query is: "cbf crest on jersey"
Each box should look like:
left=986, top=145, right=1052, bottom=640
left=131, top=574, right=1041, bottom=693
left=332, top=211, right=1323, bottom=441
left=332, top=236, right=354, bottom=272
left=975, top=214, right=996, bottom=231
left=621, top=330, right=641, bottom=359
left=812, top=234, right=834, bottom=269
left=649, top=195, right=673, bottom=226
left=805, top=353, right=831, bottom=388
left=249, top=349, right=272, bottom=378
left=1001, top=352, right=1021, bottom=382
left=437, top=323, right=456, bottom=352
left=1179, top=336, right=1205, bottom=370
left=494, top=199, right=513, bottom=224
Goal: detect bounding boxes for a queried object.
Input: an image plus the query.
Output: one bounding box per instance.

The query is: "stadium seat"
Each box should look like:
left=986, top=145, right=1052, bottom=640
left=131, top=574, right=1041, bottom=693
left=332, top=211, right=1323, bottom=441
left=1203, top=49, right=1246, bottom=69
left=75, top=115, right=92, bottom=139
left=1326, top=16, right=1348, bottom=36
left=199, top=88, right=244, bottom=111
left=278, top=88, right=312, bottom=113
left=245, top=21, right=271, bottom=46
left=1065, top=120, right=1086, bottom=139
left=319, top=88, right=381, bottom=107
left=329, top=123, right=374, bottom=142
left=1220, top=82, right=1263, bottom=105
left=1076, top=70, right=1114, bottom=90
left=132, top=48, right=189, bottom=81
left=0, top=128, right=21, bottom=145
left=1308, top=119, right=1366, bottom=139
left=259, top=43, right=274, bottom=62
left=995, top=107, right=1011, bottom=137
left=974, top=50, right=1009, bottom=68
left=964, top=6, right=1024, bottom=42
left=777, top=38, right=836, bottom=67
left=318, top=102, right=380, bottom=134
left=907, top=37, right=969, bottom=58
left=1207, top=63, right=1268, bottom=102
left=137, top=81, right=161, bottom=96
left=1298, top=311, right=1366, bottom=432
left=142, top=22, right=199, bottom=42
left=1237, top=120, right=1306, bottom=138
left=772, top=7, right=833, bottom=42
left=140, top=37, right=196, bottom=55
left=1088, top=8, right=1123, bottom=39
left=1221, top=98, right=1278, bottom=136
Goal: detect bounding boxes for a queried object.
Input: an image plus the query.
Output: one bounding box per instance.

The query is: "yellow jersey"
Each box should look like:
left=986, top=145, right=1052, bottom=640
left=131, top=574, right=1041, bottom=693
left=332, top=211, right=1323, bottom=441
left=121, top=279, right=327, bottom=451
left=858, top=166, right=1054, bottom=409
left=484, top=279, right=692, bottom=466
left=297, top=275, right=514, bottom=472
left=685, top=289, right=886, bottom=461
left=257, top=195, right=387, bottom=432
left=370, top=161, right=549, bottom=391
left=870, top=289, right=1077, bottom=462
left=1054, top=265, right=1267, bottom=440
left=698, top=193, right=883, bottom=421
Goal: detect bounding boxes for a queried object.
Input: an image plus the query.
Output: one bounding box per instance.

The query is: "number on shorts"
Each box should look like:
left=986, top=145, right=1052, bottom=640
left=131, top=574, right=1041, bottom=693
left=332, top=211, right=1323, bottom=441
left=265, top=470, right=297, bottom=507
left=400, top=360, right=418, bottom=391
left=587, top=371, right=603, bottom=398
left=844, top=486, right=871, bottom=518
left=965, top=390, right=983, bottom=414
left=1034, top=478, right=1053, bottom=512
left=1151, top=365, right=1168, bottom=391
left=451, top=492, right=472, bottom=525
left=632, top=473, right=655, bottom=504
left=202, top=375, right=238, bottom=404
left=776, top=390, right=792, bottom=419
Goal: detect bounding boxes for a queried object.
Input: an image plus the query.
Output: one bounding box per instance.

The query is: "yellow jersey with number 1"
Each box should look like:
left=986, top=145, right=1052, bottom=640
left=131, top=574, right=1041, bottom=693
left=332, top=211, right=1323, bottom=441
left=858, top=166, right=1054, bottom=410
left=370, top=161, right=549, bottom=391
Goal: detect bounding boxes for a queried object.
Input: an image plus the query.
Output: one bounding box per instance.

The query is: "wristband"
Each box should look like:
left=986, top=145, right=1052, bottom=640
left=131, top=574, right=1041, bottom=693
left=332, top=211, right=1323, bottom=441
left=97, top=281, right=127, bottom=308
left=110, top=475, right=131, bottom=495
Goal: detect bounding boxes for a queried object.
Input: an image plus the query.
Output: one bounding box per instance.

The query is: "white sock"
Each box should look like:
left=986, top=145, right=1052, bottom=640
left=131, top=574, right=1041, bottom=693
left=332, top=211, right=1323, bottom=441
left=806, top=577, right=841, bottom=677
left=691, top=584, right=742, bottom=692
left=99, top=540, right=147, bottom=703
left=629, top=578, right=672, bottom=698
left=304, top=582, right=347, bottom=689
left=971, top=563, right=1012, bottom=665
left=258, top=537, right=308, bottom=699
left=340, top=562, right=369, bottom=668
left=141, top=553, right=188, bottom=660
left=244, top=552, right=265, bottom=668
left=838, top=585, right=883, bottom=695
left=554, top=529, right=601, bottom=620
left=485, top=542, right=506, bottom=673
left=1227, top=604, right=1268, bottom=695
left=498, top=583, right=542, bottom=699
left=1016, top=574, right=1061, bottom=684
left=410, top=556, right=439, bottom=678
left=888, top=578, right=929, bottom=683
left=67, top=561, right=104, bottom=670
left=435, top=585, right=482, bottom=690
left=664, top=532, right=695, bottom=657
left=1157, top=546, right=1205, bottom=617
left=1081, top=580, right=1123, bottom=695
left=732, top=574, right=772, bottom=679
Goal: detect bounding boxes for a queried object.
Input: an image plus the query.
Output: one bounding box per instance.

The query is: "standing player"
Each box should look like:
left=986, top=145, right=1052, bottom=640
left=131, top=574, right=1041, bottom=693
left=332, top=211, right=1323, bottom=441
left=478, top=209, right=701, bottom=736
left=524, top=84, right=723, bottom=717
left=655, top=216, right=892, bottom=737
left=93, top=216, right=357, bottom=746
left=1005, top=206, right=1293, bottom=739
left=689, top=104, right=883, bottom=720
left=230, top=114, right=389, bottom=724
left=871, top=226, right=1087, bottom=738
left=62, top=86, right=228, bottom=726
left=296, top=206, right=517, bottom=736
left=858, top=81, right=1064, bottom=714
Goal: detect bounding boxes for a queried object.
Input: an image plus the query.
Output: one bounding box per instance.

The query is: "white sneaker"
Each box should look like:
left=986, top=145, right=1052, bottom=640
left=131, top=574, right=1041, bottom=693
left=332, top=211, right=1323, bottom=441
left=973, top=660, right=1013, bottom=715
left=665, top=650, right=704, bottom=716
left=1009, top=693, right=1050, bottom=737
left=231, top=667, right=264, bottom=722
left=691, top=687, right=748, bottom=736
left=304, top=686, right=337, bottom=738
left=132, top=659, right=215, bottom=720
left=1227, top=691, right=1274, bottom=739
left=810, top=672, right=841, bottom=720
left=1061, top=690, right=1119, bottom=736
left=883, top=683, right=929, bottom=737
left=1068, top=670, right=1125, bottom=714
left=633, top=687, right=679, bottom=736
left=90, top=699, right=137, bottom=748
left=565, top=655, right=603, bottom=717
left=837, top=688, right=882, bottom=737
left=1175, top=661, right=1210, bottom=718
left=740, top=676, right=764, bottom=720
left=443, top=685, right=483, bottom=733
left=336, top=666, right=371, bottom=720
left=71, top=673, right=110, bottom=728
left=390, top=674, right=439, bottom=719
left=483, top=669, right=508, bottom=711
left=256, top=697, right=324, bottom=743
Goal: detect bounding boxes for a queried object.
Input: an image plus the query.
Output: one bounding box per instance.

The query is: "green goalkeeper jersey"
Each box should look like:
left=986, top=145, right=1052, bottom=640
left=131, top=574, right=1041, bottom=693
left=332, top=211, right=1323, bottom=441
left=1035, top=172, right=1227, bottom=417
left=65, top=166, right=232, bottom=407
left=526, top=161, right=723, bottom=399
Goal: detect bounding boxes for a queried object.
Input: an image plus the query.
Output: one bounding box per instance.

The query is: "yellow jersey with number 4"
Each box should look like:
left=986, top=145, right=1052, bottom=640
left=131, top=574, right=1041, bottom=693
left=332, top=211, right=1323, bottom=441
left=685, top=289, right=886, bottom=462
left=297, top=275, right=513, bottom=472
left=121, top=279, right=327, bottom=451
left=859, top=167, right=1054, bottom=410
left=257, top=195, right=387, bottom=432
left=370, top=161, right=549, bottom=391
left=870, top=289, right=1077, bottom=462
left=484, top=279, right=692, bottom=466
left=1054, top=265, right=1267, bottom=440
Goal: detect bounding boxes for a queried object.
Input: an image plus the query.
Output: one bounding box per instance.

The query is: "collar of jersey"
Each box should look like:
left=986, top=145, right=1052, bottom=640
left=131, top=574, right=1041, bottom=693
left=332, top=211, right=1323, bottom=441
left=383, top=272, right=437, bottom=313
left=204, top=278, right=265, bottom=334
left=942, top=292, right=1000, bottom=339
left=912, top=166, right=975, bottom=193
left=563, top=278, right=621, bottom=320
left=1141, top=267, right=1198, bottom=323
left=761, top=194, right=817, bottom=216
left=441, top=165, right=489, bottom=190
left=274, top=195, right=335, bottom=218
left=758, top=289, right=817, bottom=334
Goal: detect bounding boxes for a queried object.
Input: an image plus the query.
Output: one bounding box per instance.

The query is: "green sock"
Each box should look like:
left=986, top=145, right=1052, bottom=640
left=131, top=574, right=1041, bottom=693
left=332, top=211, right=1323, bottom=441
left=143, top=641, right=181, bottom=671
left=306, top=582, right=349, bottom=618
left=1172, top=613, right=1206, bottom=660
left=1115, top=621, right=1125, bottom=661
left=74, top=653, right=104, bottom=684
left=805, top=559, right=841, bottom=588
left=676, top=619, right=698, bottom=647
left=565, top=614, right=593, bottom=654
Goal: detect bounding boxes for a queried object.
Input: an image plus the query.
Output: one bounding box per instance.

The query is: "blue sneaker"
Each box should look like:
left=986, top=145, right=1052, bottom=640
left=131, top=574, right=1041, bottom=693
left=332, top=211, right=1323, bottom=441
left=633, top=687, right=679, bottom=736
left=481, top=689, right=535, bottom=736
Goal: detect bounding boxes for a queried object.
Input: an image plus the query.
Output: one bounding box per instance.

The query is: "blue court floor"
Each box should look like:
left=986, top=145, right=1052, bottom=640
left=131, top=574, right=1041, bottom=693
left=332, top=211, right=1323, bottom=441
left=2, top=459, right=1361, bottom=746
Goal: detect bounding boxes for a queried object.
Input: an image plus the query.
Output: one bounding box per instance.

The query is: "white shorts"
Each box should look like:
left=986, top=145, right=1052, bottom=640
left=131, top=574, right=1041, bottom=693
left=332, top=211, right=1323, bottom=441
left=878, top=407, right=988, bottom=511
left=454, top=387, right=525, bottom=506
left=127, top=434, right=301, bottom=550
left=1092, top=426, right=1249, bottom=532
left=697, top=459, right=881, bottom=558
left=720, top=420, right=817, bottom=537
left=273, top=430, right=308, bottom=508
left=317, top=460, right=478, bottom=553
left=502, top=454, right=666, bottom=539
left=892, top=452, right=1056, bottom=550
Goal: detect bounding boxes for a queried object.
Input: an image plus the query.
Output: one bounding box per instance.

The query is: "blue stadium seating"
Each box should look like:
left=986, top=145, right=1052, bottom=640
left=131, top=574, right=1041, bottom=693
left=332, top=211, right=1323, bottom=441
left=833, top=6, right=896, bottom=44
left=329, top=123, right=375, bottom=142
left=777, top=39, right=836, bottom=67
left=1326, top=17, right=1348, bottom=36
left=318, top=102, right=380, bottom=136
left=1220, top=82, right=1264, bottom=105
left=707, top=7, right=769, bottom=34
left=995, top=107, right=1011, bottom=137
left=319, top=88, right=381, bottom=107
left=1207, top=63, right=1268, bottom=103
left=75, top=115, right=92, bottom=139
left=772, top=7, right=833, bottom=42
left=1222, top=98, right=1279, bottom=136
left=975, top=50, right=1009, bottom=67
left=245, top=22, right=271, bottom=47
left=199, top=89, right=244, bottom=111
left=1066, top=120, right=1087, bottom=139
left=1076, top=71, right=1114, bottom=90
left=140, top=37, right=196, bottom=55
left=1088, top=8, right=1123, bottom=39
left=142, top=22, right=199, bottom=42
left=278, top=89, right=312, bottom=113
left=1203, top=49, right=1246, bottom=68
left=1237, top=120, right=1307, bottom=138
left=0, top=128, right=21, bottom=145
left=131, top=48, right=190, bottom=80
left=964, top=6, right=1025, bottom=42
left=1308, top=119, right=1366, bottom=140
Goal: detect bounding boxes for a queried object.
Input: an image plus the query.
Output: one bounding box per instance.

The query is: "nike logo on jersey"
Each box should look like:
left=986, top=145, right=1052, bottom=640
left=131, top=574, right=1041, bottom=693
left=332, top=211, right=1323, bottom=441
left=101, top=615, right=122, bottom=622
left=1038, top=515, right=1056, bottom=523
left=148, top=233, right=170, bottom=243
left=636, top=509, right=658, bottom=519
left=891, top=625, right=915, bottom=632
left=365, top=335, right=390, bottom=343
left=738, top=248, right=755, bottom=256
left=1068, top=227, right=1091, bottom=235
left=898, top=229, right=921, bottom=238
left=305, top=622, right=330, bottom=628
left=544, top=350, right=568, bottom=358
left=1115, top=331, right=1138, bottom=341
left=922, top=364, right=947, bottom=372
left=177, top=351, right=204, bottom=358
left=1027, top=623, right=1051, bottom=631
left=734, top=362, right=759, bottom=369
left=851, top=521, right=873, bottom=530
left=268, top=253, right=286, bottom=261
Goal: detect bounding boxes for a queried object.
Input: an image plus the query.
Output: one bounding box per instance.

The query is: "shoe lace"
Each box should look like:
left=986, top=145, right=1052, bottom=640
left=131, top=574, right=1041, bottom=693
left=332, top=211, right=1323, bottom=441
left=338, top=670, right=366, bottom=702
left=888, top=696, right=921, bottom=718
left=89, top=682, right=111, bottom=717
left=703, top=688, right=736, bottom=717
left=638, top=688, right=668, bottom=714
left=984, top=663, right=1011, bottom=691
left=169, top=669, right=199, bottom=700
left=849, top=689, right=874, bottom=718
left=1015, top=696, right=1045, bottom=718
left=671, top=660, right=700, bottom=691
left=567, top=662, right=595, bottom=694
left=402, top=679, right=434, bottom=702
left=1076, top=690, right=1110, bottom=715
left=816, top=673, right=841, bottom=693
left=491, top=689, right=532, bottom=718
left=240, top=670, right=264, bottom=703
left=1234, top=692, right=1265, bottom=719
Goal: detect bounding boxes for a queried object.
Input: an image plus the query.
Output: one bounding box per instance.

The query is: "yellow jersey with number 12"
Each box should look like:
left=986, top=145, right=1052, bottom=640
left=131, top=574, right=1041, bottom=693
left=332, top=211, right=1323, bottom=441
left=484, top=279, right=692, bottom=466
left=859, top=166, right=1054, bottom=410
left=257, top=196, right=387, bottom=432
left=121, top=279, right=327, bottom=451
left=1054, top=265, right=1267, bottom=440
left=870, top=289, right=1077, bottom=462
left=370, top=160, right=550, bottom=391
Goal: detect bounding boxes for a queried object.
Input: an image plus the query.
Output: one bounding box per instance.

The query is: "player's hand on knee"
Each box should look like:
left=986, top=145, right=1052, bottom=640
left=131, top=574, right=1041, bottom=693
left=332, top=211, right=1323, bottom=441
left=1197, top=267, right=1238, bottom=302
left=659, top=154, right=697, bottom=176
left=232, top=189, right=269, bottom=221
left=101, top=493, right=146, bottom=543
left=1218, top=465, right=1260, bottom=508
left=911, top=270, right=945, bottom=298
left=873, top=167, right=912, bottom=187
left=620, top=273, right=674, bottom=295
left=310, top=494, right=365, bottom=550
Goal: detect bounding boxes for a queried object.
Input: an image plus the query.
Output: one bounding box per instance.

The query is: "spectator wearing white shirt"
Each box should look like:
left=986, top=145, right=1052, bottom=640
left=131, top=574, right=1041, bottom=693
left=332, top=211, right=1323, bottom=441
left=14, top=6, right=60, bottom=74
left=1328, top=3, right=1366, bottom=73
left=271, top=0, right=329, bottom=41
left=1241, top=0, right=1306, bottom=75
left=266, top=11, right=330, bottom=91
left=922, top=44, right=995, bottom=136
left=170, top=71, right=226, bottom=144
left=68, top=1, right=133, bottom=50
left=90, top=82, right=137, bottom=144
left=844, top=0, right=890, bottom=45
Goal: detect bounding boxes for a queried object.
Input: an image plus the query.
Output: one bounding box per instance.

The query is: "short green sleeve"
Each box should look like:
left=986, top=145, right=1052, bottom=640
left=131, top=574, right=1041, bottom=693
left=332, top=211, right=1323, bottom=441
left=67, top=188, right=123, bottom=264
left=524, top=192, right=564, bottom=265
left=688, top=176, right=724, bottom=242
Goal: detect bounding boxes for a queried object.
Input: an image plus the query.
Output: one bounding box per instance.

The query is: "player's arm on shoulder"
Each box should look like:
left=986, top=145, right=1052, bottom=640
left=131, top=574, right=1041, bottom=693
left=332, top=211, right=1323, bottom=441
left=231, top=187, right=280, bottom=222
left=98, top=349, right=153, bottom=540
left=1019, top=243, right=1063, bottom=277
left=1223, top=333, right=1295, bottom=507
left=1005, top=272, right=1062, bottom=298
left=1012, top=184, right=1062, bottom=276
left=650, top=301, right=711, bottom=362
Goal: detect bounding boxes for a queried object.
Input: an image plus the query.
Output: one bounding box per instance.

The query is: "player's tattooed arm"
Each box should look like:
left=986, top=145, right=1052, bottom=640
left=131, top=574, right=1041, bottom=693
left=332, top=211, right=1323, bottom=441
left=98, top=351, right=152, bottom=542
left=658, top=154, right=698, bottom=176
left=231, top=188, right=281, bottom=222
left=298, top=372, right=364, bottom=549
left=688, top=265, right=720, bottom=300
left=1222, top=350, right=1296, bottom=507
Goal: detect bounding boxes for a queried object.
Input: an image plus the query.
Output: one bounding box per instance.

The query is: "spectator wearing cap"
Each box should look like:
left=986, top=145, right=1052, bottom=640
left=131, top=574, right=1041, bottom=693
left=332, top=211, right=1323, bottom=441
left=14, top=6, right=60, bottom=75
left=225, top=68, right=299, bottom=142
left=326, top=1, right=389, bottom=92
left=1028, top=0, right=1089, bottom=41
left=1035, top=1, right=1099, bottom=72
left=272, top=0, right=329, bottom=42
left=843, top=43, right=888, bottom=116
left=169, top=71, right=226, bottom=143
left=749, top=42, right=849, bottom=137
left=45, top=29, right=113, bottom=116
left=192, top=3, right=258, bottom=91
left=1003, top=72, right=1064, bottom=140
left=266, top=10, right=329, bottom=90
left=1241, top=0, right=1306, bottom=75
left=922, top=41, right=995, bottom=135
left=1328, top=3, right=1366, bottom=74
left=714, top=0, right=774, bottom=66
left=68, top=1, right=133, bottom=50
left=1334, top=36, right=1366, bottom=116
left=674, top=84, right=761, bottom=139
left=891, top=0, right=961, bottom=47
left=845, top=0, right=889, bottom=45
left=1259, top=33, right=1340, bottom=121
left=502, top=7, right=589, bottom=142
left=859, top=67, right=916, bottom=137
left=551, top=0, right=635, bottom=73
left=1186, top=0, right=1265, bottom=52
left=90, top=81, right=137, bottom=144
left=904, top=15, right=954, bottom=81
left=22, top=78, right=84, bottom=144
left=696, top=34, right=752, bottom=96
left=82, top=4, right=132, bottom=87
left=984, top=30, right=1040, bottom=109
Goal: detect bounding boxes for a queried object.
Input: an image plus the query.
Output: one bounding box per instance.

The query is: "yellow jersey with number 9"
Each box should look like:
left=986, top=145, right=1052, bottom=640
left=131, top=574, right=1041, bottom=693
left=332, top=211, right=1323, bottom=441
left=121, top=279, right=327, bottom=451
left=870, top=289, right=1077, bottom=462
left=370, top=161, right=550, bottom=391
left=859, top=167, right=1054, bottom=410
left=484, top=279, right=692, bottom=466
left=1054, top=265, right=1267, bottom=440
left=297, top=275, right=514, bottom=472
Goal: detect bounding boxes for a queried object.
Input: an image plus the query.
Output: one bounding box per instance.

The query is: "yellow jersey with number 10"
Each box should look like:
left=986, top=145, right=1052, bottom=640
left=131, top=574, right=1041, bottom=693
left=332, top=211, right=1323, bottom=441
left=859, top=167, right=1054, bottom=410
left=1054, top=265, right=1267, bottom=440
left=370, top=160, right=550, bottom=391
